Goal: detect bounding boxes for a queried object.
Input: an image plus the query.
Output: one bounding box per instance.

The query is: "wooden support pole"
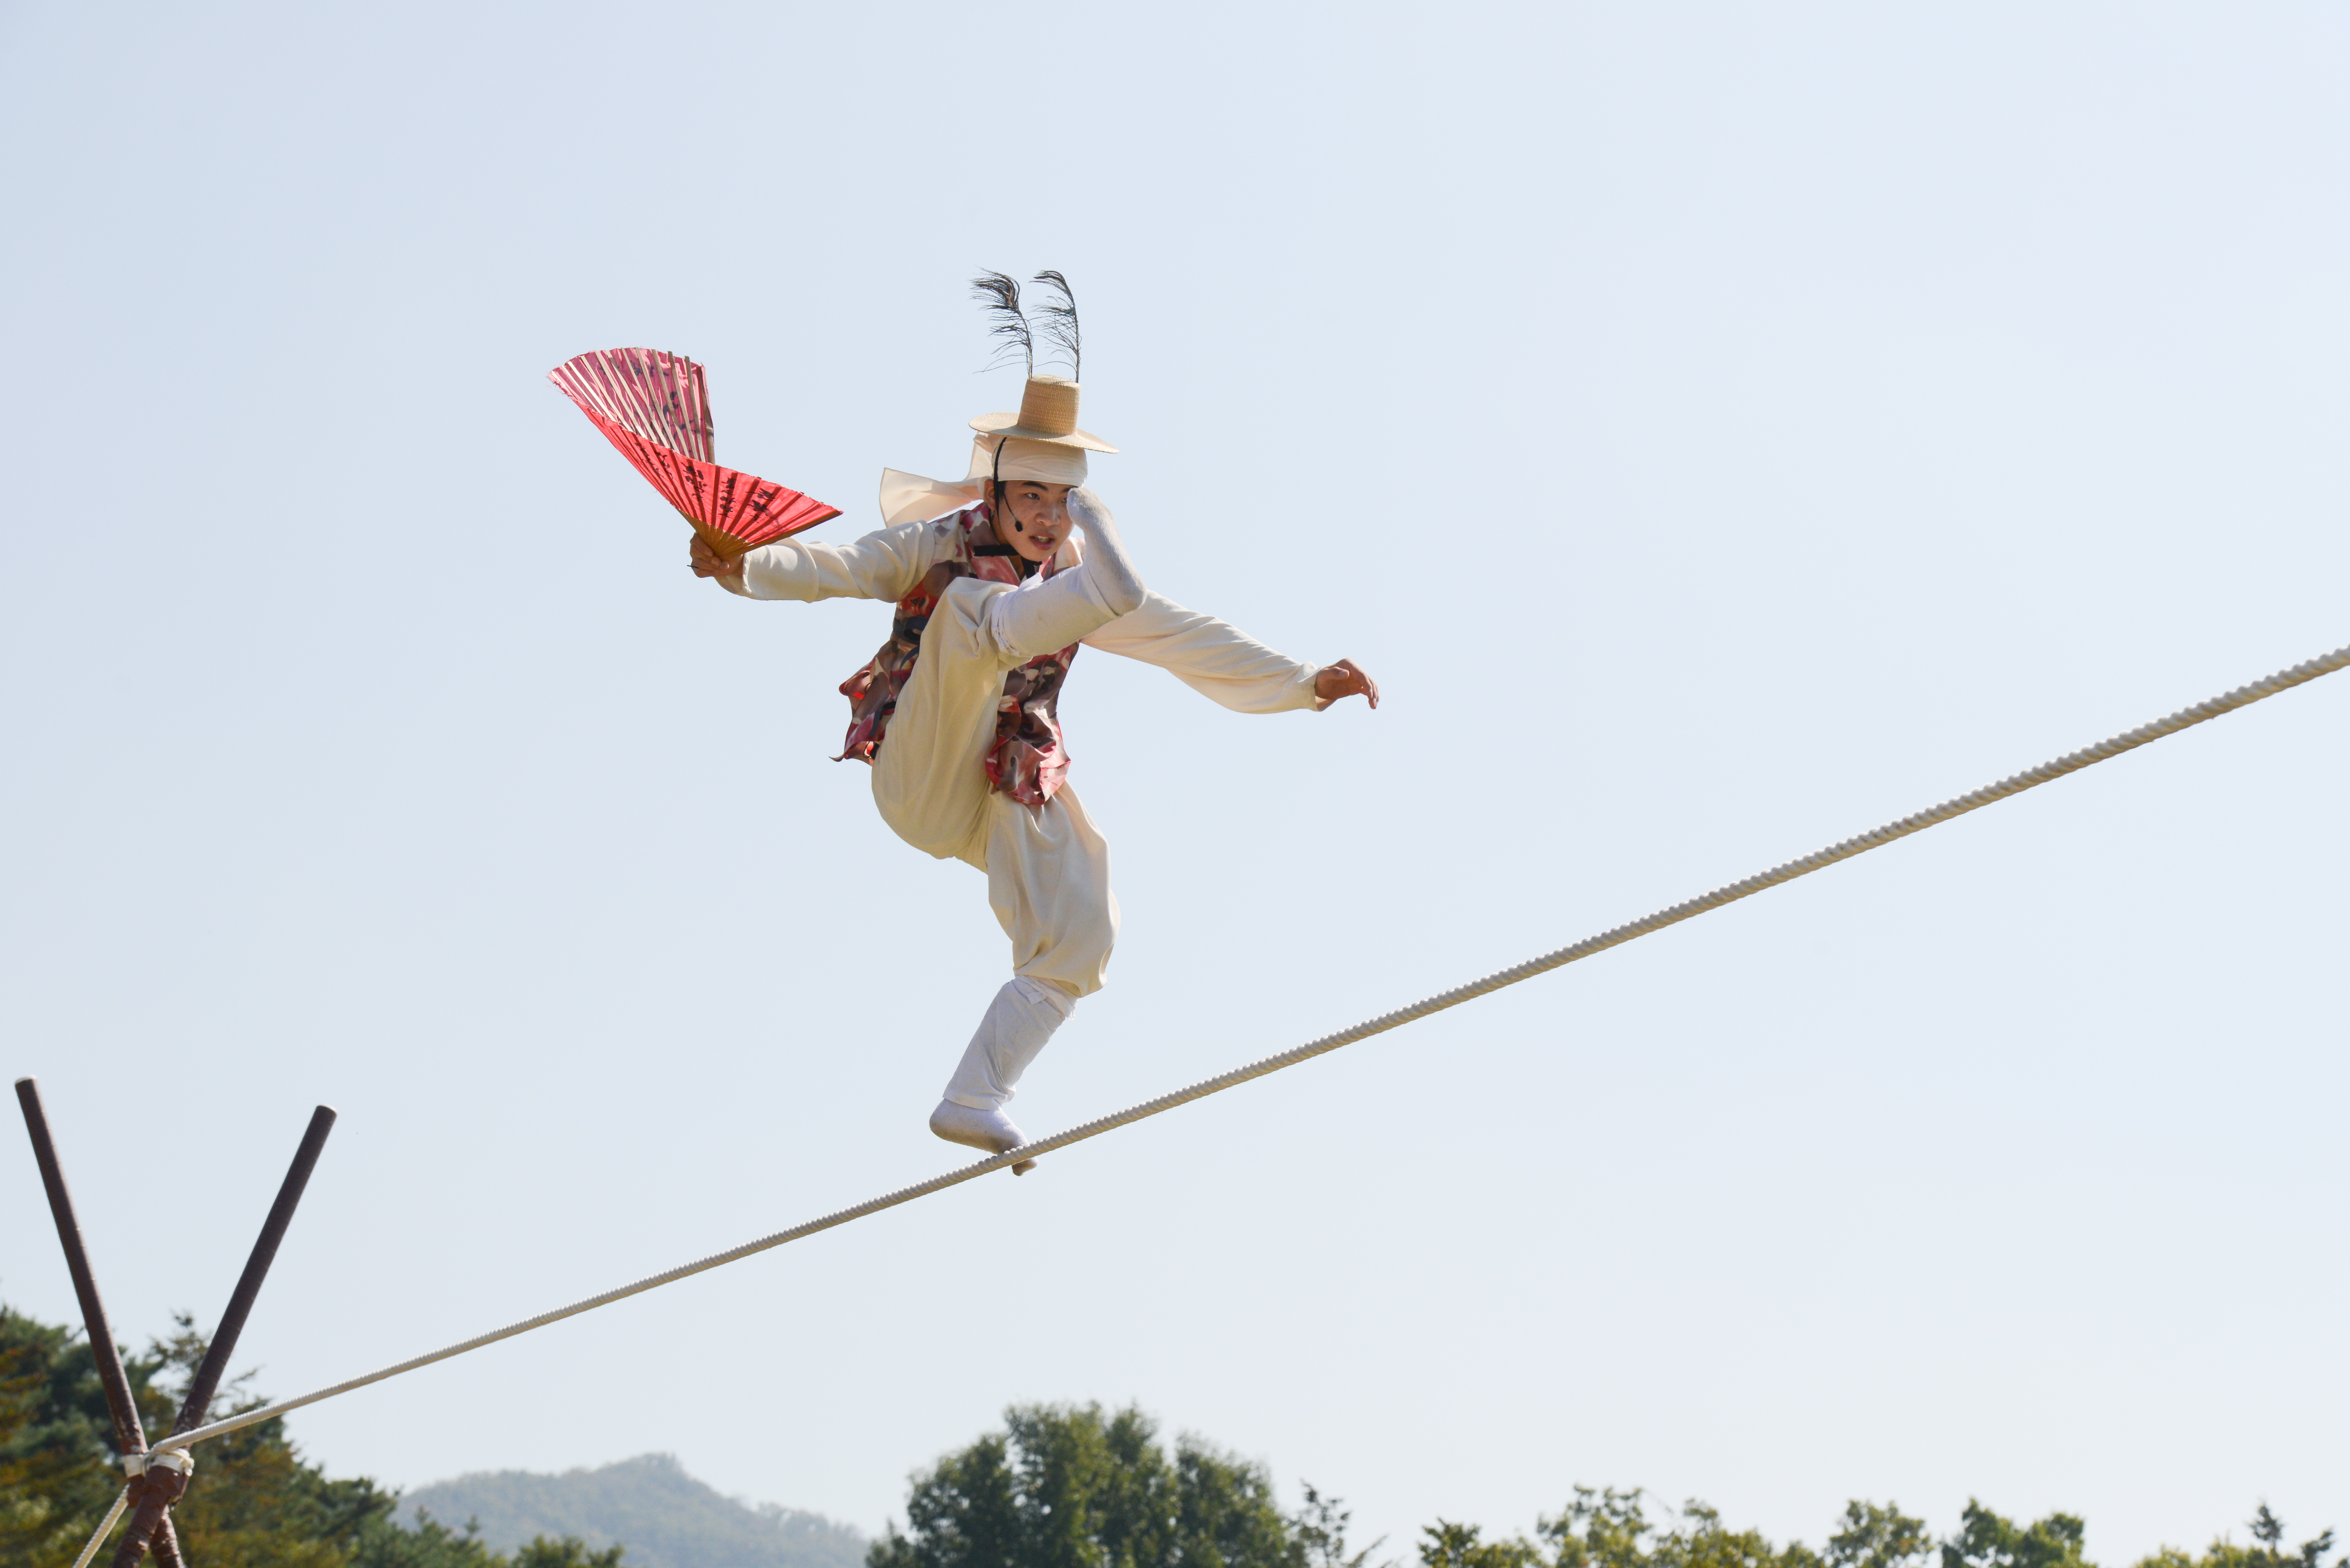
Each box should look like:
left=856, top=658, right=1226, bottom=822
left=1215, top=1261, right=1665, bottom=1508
left=110, top=1105, right=339, bottom=1568
left=15, top=1078, right=149, bottom=1458
left=173, top=1105, right=337, bottom=1436
left=14, top=1078, right=188, bottom=1568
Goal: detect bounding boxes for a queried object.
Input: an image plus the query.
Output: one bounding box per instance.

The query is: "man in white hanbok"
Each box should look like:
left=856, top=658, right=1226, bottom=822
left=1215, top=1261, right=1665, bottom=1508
left=692, top=292, right=1376, bottom=1169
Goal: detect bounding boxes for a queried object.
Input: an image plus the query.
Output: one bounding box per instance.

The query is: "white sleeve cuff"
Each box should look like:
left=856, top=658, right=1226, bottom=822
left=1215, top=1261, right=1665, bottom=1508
left=737, top=542, right=803, bottom=599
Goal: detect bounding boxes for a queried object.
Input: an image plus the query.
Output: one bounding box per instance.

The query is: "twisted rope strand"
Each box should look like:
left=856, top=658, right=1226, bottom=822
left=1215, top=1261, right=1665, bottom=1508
left=67, top=1488, right=128, bottom=1568
left=156, top=641, right=2350, bottom=1457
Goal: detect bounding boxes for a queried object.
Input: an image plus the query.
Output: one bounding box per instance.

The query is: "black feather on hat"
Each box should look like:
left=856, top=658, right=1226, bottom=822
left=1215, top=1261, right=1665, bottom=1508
left=970, top=271, right=1032, bottom=376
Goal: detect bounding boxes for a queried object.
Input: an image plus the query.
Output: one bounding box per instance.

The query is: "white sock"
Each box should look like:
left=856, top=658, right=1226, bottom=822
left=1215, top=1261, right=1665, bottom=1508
left=943, top=977, right=1076, bottom=1111
left=929, top=1099, right=1027, bottom=1155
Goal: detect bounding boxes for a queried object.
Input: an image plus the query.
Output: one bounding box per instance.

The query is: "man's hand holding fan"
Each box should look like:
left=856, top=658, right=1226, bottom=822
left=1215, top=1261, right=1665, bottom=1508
left=688, top=533, right=748, bottom=584
left=549, top=348, right=839, bottom=579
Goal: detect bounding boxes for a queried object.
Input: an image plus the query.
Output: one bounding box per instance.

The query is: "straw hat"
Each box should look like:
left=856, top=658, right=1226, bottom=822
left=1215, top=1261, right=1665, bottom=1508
left=876, top=278, right=1120, bottom=525
left=970, top=374, right=1118, bottom=453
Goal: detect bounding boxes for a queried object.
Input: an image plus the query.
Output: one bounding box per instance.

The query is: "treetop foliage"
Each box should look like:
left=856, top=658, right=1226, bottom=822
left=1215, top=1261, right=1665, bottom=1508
left=1417, top=1486, right=1869, bottom=1568
left=872, top=1408, right=2340, bottom=1568
left=1942, top=1501, right=2091, bottom=1568
left=867, top=1402, right=1292, bottom=1568
left=2132, top=1507, right=2339, bottom=1568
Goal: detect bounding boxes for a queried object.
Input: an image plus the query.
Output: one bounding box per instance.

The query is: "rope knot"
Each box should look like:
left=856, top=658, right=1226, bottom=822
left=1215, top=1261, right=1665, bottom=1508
left=122, top=1447, right=194, bottom=1511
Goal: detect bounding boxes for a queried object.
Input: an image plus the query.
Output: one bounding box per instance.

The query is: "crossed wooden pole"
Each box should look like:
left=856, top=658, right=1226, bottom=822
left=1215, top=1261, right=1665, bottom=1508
left=15, top=1077, right=335, bottom=1568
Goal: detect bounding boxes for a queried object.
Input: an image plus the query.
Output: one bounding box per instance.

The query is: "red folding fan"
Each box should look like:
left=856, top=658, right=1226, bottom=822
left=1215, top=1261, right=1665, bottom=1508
left=550, top=348, right=840, bottom=557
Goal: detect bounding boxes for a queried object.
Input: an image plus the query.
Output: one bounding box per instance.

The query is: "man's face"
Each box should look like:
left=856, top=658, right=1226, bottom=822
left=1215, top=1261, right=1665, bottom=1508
left=991, top=480, right=1073, bottom=564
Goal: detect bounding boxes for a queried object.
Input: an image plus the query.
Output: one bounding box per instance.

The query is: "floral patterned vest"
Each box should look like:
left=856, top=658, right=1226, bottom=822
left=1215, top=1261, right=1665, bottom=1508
left=835, top=504, right=1078, bottom=806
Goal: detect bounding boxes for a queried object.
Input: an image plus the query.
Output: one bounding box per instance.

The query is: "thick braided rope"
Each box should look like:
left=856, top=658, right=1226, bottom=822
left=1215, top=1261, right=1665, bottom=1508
left=66, top=1488, right=128, bottom=1568
left=157, top=641, right=2349, bottom=1457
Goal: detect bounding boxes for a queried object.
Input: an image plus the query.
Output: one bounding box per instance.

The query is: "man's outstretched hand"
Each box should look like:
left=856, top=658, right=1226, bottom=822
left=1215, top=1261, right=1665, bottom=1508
left=689, top=534, right=746, bottom=587
left=1315, top=658, right=1379, bottom=709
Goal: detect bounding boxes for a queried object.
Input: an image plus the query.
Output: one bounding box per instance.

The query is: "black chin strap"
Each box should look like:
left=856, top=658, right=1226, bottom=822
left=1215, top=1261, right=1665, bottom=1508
left=981, top=437, right=1039, bottom=577
left=994, top=437, right=1016, bottom=532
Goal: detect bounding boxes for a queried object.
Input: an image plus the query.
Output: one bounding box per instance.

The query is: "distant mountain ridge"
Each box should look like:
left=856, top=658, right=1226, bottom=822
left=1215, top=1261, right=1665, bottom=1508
left=401, top=1453, right=867, bottom=1568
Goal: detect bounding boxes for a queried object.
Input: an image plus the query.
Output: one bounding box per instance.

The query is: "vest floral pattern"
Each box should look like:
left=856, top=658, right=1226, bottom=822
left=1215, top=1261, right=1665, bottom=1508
left=835, top=504, right=1079, bottom=806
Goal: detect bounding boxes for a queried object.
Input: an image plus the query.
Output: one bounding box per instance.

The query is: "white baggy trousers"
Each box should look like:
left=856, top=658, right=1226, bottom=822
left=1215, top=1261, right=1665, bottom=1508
left=871, top=575, right=1117, bottom=1109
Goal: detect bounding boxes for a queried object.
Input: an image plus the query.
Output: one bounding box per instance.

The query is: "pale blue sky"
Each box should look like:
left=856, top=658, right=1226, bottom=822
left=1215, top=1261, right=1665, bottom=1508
left=2, top=3, right=2344, bottom=1562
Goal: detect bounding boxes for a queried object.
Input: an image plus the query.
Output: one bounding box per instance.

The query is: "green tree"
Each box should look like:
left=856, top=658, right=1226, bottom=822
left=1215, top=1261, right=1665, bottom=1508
left=0, top=1304, right=170, bottom=1568
left=1535, top=1489, right=1820, bottom=1568
left=2131, top=1506, right=2339, bottom=1568
left=869, top=1402, right=1293, bottom=1568
left=0, top=1314, right=78, bottom=1568
left=1293, top=1482, right=1390, bottom=1568
left=1651, top=1502, right=1821, bottom=1568
left=1940, top=1503, right=2091, bottom=1568
left=1827, top=1505, right=1931, bottom=1568
left=1540, top=1487, right=1652, bottom=1568
left=1419, top=1521, right=1543, bottom=1568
